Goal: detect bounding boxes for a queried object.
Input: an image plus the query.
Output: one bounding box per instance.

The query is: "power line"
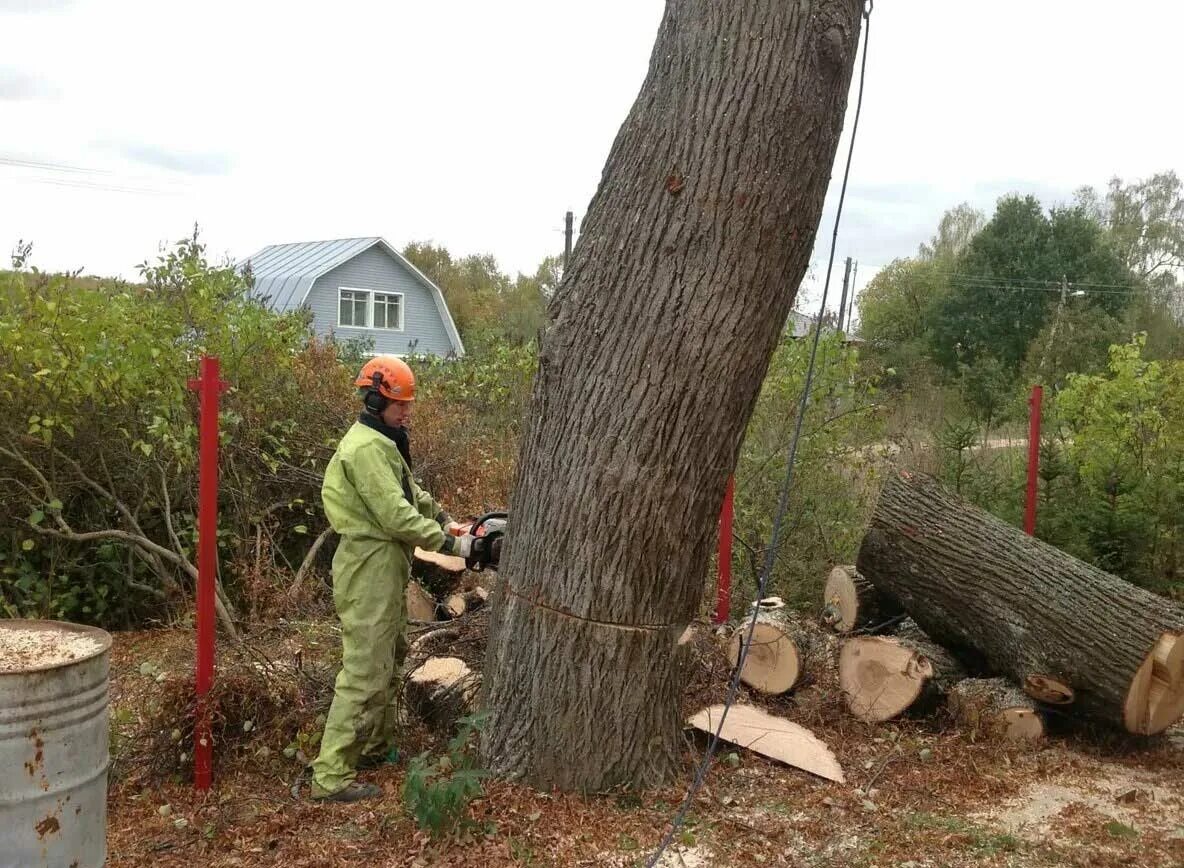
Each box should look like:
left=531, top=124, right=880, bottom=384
left=645, top=2, right=874, bottom=865
left=925, top=269, right=1144, bottom=291
left=11, top=176, right=175, bottom=196
left=0, top=155, right=112, bottom=175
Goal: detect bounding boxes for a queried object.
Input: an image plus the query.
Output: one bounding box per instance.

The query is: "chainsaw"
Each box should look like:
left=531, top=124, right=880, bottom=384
left=460, top=511, right=506, bottom=572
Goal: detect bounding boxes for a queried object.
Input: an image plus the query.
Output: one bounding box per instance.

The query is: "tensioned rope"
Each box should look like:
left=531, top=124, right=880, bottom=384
left=645, top=3, right=875, bottom=864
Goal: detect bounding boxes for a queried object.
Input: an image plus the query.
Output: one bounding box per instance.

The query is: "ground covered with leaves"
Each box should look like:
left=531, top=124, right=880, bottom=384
left=107, top=625, right=1184, bottom=867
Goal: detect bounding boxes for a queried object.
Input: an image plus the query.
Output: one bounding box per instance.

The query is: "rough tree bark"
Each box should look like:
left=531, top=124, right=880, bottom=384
left=857, top=470, right=1184, bottom=735
left=482, top=0, right=865, bottom=790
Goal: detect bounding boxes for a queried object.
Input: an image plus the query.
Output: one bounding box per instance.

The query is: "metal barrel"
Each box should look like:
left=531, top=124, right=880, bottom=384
left=0, top=619, right=112, bottom=868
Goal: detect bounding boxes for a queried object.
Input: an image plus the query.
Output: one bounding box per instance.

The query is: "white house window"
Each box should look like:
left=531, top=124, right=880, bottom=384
left=338, top=289, right=370, bottom=327
left=373, top=292, right=404, bottom=330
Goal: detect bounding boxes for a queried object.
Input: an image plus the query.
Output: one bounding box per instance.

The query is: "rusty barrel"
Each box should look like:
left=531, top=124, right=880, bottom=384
left=1, top=619, right=112, bottom=867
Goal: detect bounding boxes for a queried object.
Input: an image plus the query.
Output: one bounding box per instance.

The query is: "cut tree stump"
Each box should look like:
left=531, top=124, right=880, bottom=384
left=821, top=564, right=904, bottom=634
left=857, top=469, right=1184, bottom=735
left=404, top=656, right=481, bottom=732
left=405, top=581, right=438, bottom=623
left=839, top=618, right=966, bottom=722
left=413, top=546, right=467, bottom=597
left=687, top=704, right=844, bottom=783
left=726, top=598, right=822, bottom=694
left=948, top=677, right=1045, bottom=742
left=444, top=587, right=489, bottom=619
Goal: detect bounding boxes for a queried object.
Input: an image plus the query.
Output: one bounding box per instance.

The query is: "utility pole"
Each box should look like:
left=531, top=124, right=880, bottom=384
left=836, top=256, right=853, bottom=333
left=563, top=211, right=574, bottom=272
left=847, top=260, right=859, bottom=332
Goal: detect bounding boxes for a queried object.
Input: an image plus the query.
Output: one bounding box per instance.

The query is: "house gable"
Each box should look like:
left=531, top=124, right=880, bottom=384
left=306, top=245, right=458, bottom=357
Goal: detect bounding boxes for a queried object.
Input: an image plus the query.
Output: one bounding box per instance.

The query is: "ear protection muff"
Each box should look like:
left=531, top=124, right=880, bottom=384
left=363, top=371, right=389, bottom=414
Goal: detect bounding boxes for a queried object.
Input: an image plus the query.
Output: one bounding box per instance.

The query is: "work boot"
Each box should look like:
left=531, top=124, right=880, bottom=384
left=311, top=781, right=382, bottom=803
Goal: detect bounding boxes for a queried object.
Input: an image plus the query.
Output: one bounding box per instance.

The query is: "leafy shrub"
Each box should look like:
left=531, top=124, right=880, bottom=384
left=728, top=331, right=884, bottom=612
left=401, top=712, right=488, bottom=838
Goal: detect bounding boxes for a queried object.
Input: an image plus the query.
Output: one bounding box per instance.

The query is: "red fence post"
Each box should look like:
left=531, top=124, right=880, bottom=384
left=1024, top=384, right=1043, bottom=537
left=714, top=475, right=735, bottom=624
left=188, top=356, right=223, bottom=791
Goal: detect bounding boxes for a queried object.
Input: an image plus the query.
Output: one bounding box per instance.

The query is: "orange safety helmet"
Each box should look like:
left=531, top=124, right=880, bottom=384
left=355, top=355, right=416, bottom=403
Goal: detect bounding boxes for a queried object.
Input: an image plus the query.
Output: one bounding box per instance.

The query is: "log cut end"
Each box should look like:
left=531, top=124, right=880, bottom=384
left=727, top=622, right=801, bottom=695
left=822, top=564, right=903, bottom=634
left=1000, top=707, right=1045, bottom=741
left=1124, top=631, right=1184, bottom=735
left=1024, top=674, right=1075, bottom=706
left=727, top=599, right=802, bottom=694
left=822, top=565, right=859, bottom=632
left=839, top=636, right=933, bottom=722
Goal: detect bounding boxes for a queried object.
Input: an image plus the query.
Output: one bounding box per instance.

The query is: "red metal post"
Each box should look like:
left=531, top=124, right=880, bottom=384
left=188, top=356, right=223, bottom=791
left=714, top=475, right=735, bottom=624
left=1024, top=384, right=1043, bottom=536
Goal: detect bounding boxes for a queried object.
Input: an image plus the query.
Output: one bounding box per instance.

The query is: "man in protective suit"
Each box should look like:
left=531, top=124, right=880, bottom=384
left=310, top=355, right=475, bottom=802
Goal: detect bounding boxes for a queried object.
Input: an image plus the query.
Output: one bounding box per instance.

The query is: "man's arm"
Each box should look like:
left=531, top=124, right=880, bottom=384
left=349, top=443, right=446, bottom=551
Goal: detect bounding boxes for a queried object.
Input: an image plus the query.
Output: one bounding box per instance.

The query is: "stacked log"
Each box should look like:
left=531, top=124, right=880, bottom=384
left=727, top=598, right=828, bottom=695
left=948, top=677, right=1045, bottom=742
left=855, top=469, right=1184, bottom=735
left=822, top=565, right=904, bottom=634
left=838, top=618, right=965, bottom=722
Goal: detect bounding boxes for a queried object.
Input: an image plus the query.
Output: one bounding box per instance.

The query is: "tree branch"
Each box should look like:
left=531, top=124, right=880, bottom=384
left=31, top=524, right=198, bottom=579
left=288, top=528, right=334, bottom=600
left=158, top=464, right=187, bottom=560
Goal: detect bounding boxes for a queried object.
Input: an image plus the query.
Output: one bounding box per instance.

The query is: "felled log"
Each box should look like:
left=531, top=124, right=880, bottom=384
left=839, top=617, right=966, bottom=722
left=403, top=656, right=481, bottom=732
left=443, top=587, right=489, bottom=619
left=857, top=469, right=1184, bottom=735
left=726, top=597, right=825, bottom=695
left=405, top=581, right=438, bottom=623
left=948, top=677, right=1045, bottom=742
left=821, top=564, right=904, bottom=634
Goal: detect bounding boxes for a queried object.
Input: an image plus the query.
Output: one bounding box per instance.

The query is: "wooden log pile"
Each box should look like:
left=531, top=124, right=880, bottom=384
left=833, top=468, right=1184, bottom=740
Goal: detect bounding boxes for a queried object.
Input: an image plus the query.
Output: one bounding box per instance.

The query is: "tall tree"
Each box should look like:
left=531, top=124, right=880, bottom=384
left=1076, top=172, right=1184, bottom=285
left=930, top=196, right=1136, bottom=373
left=481, top=0, right=864, bottom=791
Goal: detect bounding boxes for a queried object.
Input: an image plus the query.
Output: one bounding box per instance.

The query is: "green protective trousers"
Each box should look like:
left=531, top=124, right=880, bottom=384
left=310, top=421, right=447, bottom=797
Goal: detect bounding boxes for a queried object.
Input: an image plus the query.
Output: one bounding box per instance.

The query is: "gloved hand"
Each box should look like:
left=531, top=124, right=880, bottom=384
left=452, top=533, right=476, bottom=559
left=441, top=533, right=476, bottom=559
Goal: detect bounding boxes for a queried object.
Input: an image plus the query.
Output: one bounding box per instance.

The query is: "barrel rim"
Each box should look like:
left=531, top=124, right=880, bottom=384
left=0, top=618, right=112, bottom=675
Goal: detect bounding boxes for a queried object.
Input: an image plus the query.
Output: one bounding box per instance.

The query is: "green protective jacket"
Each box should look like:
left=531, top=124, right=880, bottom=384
left=311, top=420, right=447, bottom=796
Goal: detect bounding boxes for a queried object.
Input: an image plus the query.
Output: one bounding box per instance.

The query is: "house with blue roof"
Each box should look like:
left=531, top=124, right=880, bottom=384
left=240, top=237, right=465, bottom=357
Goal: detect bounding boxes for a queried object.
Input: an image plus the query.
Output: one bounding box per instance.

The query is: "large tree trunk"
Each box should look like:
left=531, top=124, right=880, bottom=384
left=482, top=0, right=864, bottom=790
left=857, top=470, right=1184, bottom=735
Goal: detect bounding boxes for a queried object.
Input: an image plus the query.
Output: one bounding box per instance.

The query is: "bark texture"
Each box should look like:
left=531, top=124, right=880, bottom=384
left=482, top=0, right=865, bottom=789
left=857, top=470, right=1184, bottom=734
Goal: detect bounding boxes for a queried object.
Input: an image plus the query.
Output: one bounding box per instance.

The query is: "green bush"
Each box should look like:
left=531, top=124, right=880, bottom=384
left=729, top=331, right=884, bottom=612
left=0, top=235, right=357, bottom=624
left=401, top=712, right=488, bottom=838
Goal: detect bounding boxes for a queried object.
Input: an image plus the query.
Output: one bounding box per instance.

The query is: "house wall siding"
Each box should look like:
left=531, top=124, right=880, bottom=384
left=306, top=246, right=455, bottom=356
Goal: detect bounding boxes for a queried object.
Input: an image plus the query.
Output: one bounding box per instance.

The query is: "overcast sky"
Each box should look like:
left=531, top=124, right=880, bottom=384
left=2, top=0, right=1181, bottom=317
